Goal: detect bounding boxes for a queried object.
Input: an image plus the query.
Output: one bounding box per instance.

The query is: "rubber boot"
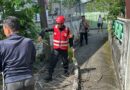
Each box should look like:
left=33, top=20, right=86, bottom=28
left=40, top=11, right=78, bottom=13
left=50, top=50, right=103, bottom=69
left=44, top=74, right=52, bottom=82
left=64, top=70, right=69, bottom=77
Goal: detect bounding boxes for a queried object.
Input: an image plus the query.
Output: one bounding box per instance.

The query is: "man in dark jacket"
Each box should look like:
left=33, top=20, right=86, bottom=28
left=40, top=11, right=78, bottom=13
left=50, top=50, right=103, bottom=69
left=0, top=16, right=36, bottom=90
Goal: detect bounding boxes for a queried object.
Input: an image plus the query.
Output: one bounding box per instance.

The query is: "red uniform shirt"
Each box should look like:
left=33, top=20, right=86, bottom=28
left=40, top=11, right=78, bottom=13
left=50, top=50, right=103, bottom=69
left=53, top=25, right=72, bottom=50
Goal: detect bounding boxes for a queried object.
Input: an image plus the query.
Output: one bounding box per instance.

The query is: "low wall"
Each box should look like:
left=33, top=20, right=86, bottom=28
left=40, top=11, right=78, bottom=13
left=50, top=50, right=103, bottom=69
left=109, top=18, right=130, bottom=90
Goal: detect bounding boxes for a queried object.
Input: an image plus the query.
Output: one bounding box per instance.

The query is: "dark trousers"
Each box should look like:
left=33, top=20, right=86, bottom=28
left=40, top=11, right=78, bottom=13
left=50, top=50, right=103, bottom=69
left=5, top=77, right=34, bottom=90
left=47, top=49, right=69, bottom=76
left=80, top=32, right=88, bottom=46
left=97, top=23, right=103, bottom=29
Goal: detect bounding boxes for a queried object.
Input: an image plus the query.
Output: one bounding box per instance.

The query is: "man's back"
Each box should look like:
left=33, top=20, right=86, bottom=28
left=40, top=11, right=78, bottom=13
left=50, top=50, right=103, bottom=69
left=0, top=33, right=36, bottom=83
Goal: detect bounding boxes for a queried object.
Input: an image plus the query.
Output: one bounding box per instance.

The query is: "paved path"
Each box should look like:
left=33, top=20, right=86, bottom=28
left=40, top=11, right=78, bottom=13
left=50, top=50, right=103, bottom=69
left=76, top=30, right=120, bottom=90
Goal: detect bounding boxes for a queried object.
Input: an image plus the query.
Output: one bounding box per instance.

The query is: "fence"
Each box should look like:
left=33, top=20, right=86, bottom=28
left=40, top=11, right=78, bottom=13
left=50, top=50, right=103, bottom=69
left=85, top=12, right=108, bottom=29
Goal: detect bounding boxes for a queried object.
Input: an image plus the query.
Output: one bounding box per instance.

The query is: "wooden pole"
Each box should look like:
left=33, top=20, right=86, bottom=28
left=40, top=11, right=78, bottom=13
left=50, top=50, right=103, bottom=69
left=125, top=0, right=130, bottom=19
left=37, top=0, right=50, bottom=61
left=37, top=0, right=48, bottom=28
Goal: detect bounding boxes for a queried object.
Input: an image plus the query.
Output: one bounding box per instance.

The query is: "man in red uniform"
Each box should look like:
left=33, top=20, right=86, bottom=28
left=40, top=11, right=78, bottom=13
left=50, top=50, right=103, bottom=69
left=38, top=16, right=74, bottom=82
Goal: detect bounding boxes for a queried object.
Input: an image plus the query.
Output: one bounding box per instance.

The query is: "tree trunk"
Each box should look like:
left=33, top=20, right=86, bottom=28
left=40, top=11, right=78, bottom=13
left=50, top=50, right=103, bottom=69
left=37, top=0, right=48, bottom=28
left=37, top=0, right=51, bottom=61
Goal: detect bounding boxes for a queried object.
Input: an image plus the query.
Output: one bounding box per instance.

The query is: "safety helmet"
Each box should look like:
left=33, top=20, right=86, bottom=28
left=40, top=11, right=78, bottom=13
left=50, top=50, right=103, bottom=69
left=55, top=16, right=65, bottom=24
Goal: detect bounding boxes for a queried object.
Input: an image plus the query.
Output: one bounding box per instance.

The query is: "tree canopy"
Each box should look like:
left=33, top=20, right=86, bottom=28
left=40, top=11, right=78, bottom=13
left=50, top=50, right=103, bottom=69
left=0, top=0, right=39, bottom=40
left=86, top=0, right=125, bottom=19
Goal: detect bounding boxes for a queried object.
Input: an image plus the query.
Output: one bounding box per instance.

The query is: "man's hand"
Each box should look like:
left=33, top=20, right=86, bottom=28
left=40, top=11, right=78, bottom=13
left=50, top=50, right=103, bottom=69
left=71, top=47, right=76, bottom=57
left=38, top=36, right=42, bottom=43
left=72, top=47, right=76, bottom=52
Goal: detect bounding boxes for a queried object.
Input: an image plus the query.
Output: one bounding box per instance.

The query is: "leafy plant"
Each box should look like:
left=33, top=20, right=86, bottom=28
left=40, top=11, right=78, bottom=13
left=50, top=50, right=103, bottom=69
left=0, top=0, right=39, bottom=40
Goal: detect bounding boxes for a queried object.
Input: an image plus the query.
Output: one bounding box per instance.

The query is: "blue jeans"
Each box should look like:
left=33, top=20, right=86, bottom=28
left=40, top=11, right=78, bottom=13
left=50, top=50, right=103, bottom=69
left=5, top=77, right=34, bottom=90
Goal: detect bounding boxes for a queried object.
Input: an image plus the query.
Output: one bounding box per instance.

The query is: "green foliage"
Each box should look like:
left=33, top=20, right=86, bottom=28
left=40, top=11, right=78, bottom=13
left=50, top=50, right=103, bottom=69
left=107, top=0, right=125, bottom=20
left=86, top=0, right=112, bottom=12
left=0, top=0, right=39, bottom=40
left=86, top=0, right=125, bottom=20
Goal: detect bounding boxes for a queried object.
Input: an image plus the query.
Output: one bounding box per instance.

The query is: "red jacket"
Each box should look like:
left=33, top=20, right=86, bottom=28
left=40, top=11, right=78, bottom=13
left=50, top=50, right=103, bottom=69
left=53, top=25, right=72, bottom=50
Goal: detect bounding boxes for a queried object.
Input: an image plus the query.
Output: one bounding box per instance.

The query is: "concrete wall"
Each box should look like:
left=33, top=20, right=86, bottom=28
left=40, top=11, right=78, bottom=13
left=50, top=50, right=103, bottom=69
left=109, top=18, right=130, bottom=90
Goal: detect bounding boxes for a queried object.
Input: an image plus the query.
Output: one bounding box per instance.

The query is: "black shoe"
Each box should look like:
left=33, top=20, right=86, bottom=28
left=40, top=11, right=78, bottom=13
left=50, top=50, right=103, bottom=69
left=44, top=75, right=52, bottom=82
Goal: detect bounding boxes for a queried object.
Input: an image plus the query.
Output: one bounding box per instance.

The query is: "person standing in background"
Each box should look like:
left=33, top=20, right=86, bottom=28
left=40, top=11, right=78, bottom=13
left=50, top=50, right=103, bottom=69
left=97, top=15, right=103, bottom=32
left=79, top=15, right=89, bottom=46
